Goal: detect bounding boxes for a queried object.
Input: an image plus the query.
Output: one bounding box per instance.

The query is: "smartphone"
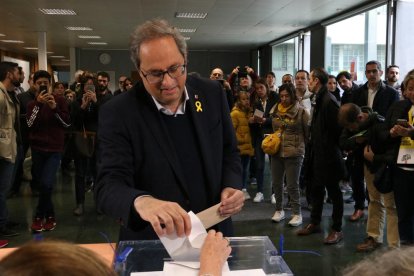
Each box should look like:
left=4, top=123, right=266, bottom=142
left=84, top=84, right=95, bottom=93
left=39, top=85, right=48, bottom=94
left=396, top=119, right=409, bottom=127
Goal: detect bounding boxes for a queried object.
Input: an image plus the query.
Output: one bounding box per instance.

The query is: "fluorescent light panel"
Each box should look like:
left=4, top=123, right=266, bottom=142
left=66, top=26, right=93, bottom=31
left=87, top=42, right=107, bottom=45
left=50, top=55, right=65, bottom=58
left=1, top=40, right=24, bottom=43
left=78, top=35, right=101, bottom=39
left=62, top=59, right=70, bottom=62
left=24, top=47, right=38, bottom=50
left=183, top=37, right=191, bottom=40
left=0, top=34, right=5, bottom=37
left=178, top=28, right=197, bottom=33
left=39, top=8, right=76, bottom=15
left=175, top=12, right=207, bottom=19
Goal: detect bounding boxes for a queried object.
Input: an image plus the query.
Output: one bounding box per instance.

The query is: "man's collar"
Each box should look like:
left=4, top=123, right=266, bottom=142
left=151, top=87, right=189, bottom=116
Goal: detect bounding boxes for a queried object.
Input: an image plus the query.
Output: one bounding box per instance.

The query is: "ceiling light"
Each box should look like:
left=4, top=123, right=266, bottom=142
left=24, top=47, right=38, bottom=50
left=0, top=40, right=24, bottom=43
left=47, top=52, right=54, bottom=54
left=87, top=42, right=107, bottom=45
left=62, top=59, right=70, bottom=62
left=66, top=26, right=93, bottom=31
left=78, top=35, right=101, bottom=39
left=39, top=8, right=76, bottom=15
left=0, top=34, right=5, bottom=37
left=175, top=12, right=207, bottom=19
left=183, top=37, right=191, bottom=40
left=177, top=28, right=197, bottom=33
left=50, top=55, right=65, bottom=58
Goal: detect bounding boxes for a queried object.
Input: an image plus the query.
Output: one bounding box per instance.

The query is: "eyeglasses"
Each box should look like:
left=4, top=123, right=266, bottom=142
left=140, top=64, right=186, bottom=84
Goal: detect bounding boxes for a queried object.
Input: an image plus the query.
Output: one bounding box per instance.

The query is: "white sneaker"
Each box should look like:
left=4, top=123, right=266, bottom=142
left=253, top=192, right=264, bottom=203
left=242, top=189, right=251, bottom=200
left=288, top=215, right=303, bottom=227
left=271, top=194, right=276, bottom=204
left=271, top=210, right=285, bottom=222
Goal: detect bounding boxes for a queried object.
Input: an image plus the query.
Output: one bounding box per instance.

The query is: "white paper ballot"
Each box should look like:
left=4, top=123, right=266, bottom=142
left=163, top=261, right=230, bottom=276
left=254, top=109, right=264, bottom=118
left=159, top=211, right=207, bottom=262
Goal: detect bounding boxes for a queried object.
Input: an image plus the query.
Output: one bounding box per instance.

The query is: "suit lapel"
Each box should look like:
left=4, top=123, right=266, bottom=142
left=186, top=85, right=215, bottom=203
left=136, top=86, right=190, bottom=198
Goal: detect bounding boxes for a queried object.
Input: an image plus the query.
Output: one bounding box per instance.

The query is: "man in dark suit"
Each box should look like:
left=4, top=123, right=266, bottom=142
left=95, top=19, right=244, bottom=241
left=297, top=67, right=345, bottom=245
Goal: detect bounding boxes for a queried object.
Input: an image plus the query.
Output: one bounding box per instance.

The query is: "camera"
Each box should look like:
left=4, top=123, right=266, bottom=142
left=238, top=66, right=248, bottom=78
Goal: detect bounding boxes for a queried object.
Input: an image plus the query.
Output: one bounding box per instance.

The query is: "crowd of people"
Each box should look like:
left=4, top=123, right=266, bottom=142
left=0, top=17, right=413, bottom=275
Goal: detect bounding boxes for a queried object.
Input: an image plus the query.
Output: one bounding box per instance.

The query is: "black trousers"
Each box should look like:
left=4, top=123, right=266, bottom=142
left=350, top=151, right=366, bottom=210
left=310, top=161, right=344, bottom=232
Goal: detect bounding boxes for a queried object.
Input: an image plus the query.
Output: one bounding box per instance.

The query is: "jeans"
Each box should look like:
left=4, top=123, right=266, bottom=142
left=393, top=167, right=414, bottom=244
left=252, top=135, right=265, bottom=193
left=271, top=155, right=303, bottom=215
left=0, top=159, right=14, bottom=226
left=240, top=155, right=250, bottom=189
left=31, top=150, right=62, bottom=218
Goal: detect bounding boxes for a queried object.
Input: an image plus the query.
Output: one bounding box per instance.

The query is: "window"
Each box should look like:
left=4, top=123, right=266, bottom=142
left=325, top=5, right=387, bottom=83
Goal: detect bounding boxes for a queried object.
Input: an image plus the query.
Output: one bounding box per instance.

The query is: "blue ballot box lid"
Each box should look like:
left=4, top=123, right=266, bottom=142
left=114, top=236, right=293, bottom=275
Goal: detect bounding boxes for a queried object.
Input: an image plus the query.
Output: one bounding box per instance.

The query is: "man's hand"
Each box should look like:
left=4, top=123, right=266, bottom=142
left=134, top=196, right=191, bottom=237
left=219, top=188, right=244, bottom=217
left=390, top=124, right=414, bottom=137
left=363, top=145, right=374, bottom=162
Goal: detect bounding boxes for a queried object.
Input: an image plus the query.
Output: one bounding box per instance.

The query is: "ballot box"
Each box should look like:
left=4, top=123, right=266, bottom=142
left=114, top=236, right=293, bottom=275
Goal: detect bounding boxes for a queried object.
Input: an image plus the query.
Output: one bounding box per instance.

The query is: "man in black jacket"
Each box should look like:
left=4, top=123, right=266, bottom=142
left=297, top=67, right=345, bottom=245
left=95, top=19, right=244, bottom=241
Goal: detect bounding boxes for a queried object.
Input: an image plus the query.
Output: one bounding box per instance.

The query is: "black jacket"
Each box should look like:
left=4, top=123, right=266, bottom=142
left=352, top=81, right=399, bottom=117
left=95, top=76, right=242, bottom=240
left=310, top=87, right=345, bottom=181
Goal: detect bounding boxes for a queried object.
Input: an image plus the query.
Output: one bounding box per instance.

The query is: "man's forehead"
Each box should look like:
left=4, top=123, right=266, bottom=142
left=212, top=69, right=223, bottom=74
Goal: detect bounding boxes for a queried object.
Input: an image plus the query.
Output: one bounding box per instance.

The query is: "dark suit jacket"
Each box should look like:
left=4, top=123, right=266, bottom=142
left=352, top=81, right=399, bottom=117
left=95, top=76, right=242, bottom=240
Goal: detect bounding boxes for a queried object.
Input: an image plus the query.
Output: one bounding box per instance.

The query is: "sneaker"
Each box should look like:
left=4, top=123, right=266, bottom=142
left=31, top=217, right=43, bottom=232
left=253, top=192, right=264, bottom=203
left=271, top=194, right=276, bottom=204
left=271, top=210, right=285, bottom=222
left=0, top=226, right=19, bottom=237
left=43, top=217, right=56, bottom=231
left=242, top=189, right=251, bottom=200
left=250, top=178, right=257, bottom=185
left=0, top=240, right=8, bottom=248
left=288, top=215, right=303, bottom=227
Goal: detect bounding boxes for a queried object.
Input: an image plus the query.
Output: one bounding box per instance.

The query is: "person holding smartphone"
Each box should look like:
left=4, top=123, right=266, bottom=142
left=26, top=70, right=70, bottom=232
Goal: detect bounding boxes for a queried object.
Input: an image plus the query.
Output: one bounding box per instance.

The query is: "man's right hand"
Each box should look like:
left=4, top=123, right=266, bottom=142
left=134, top=196, right=191, bottom=237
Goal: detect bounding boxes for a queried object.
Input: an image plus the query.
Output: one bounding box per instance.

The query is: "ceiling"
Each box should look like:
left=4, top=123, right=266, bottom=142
left=0, top=0, right=374, bottom=67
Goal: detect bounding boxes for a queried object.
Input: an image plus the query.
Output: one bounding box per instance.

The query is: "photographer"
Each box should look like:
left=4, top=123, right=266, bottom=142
left=210, top=68, right=234, bottom=109
left=228, top=65, right=258, bottom=106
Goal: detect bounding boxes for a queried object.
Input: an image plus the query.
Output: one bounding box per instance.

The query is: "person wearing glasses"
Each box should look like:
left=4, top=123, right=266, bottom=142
left=95, top=18, right=244, bottom=241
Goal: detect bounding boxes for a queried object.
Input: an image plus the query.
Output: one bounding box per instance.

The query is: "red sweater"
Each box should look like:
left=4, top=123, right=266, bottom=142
left=26, top=95, right=70, bottom=152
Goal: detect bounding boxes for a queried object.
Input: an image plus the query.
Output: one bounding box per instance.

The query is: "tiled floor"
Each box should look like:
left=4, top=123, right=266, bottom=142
left=5, top=162, right=383, bottom=276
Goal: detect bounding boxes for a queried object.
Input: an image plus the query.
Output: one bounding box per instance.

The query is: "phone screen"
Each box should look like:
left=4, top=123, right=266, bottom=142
left=396, top=119, right=408, bottom=126
left=39, top=85, right=48, bottom=94
left=84, top=84, right=95, bottom=93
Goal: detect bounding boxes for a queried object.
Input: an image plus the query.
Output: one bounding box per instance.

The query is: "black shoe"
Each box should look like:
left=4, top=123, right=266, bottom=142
left=0, top=226, right=20, bottom=237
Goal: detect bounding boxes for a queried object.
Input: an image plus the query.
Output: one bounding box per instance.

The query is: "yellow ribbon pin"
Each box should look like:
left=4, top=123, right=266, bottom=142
left=195, top=101, right=203, bottom=112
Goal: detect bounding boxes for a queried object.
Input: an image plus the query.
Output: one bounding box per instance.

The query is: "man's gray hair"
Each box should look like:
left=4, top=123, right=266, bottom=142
left=129, top=18, right=187, bottom=69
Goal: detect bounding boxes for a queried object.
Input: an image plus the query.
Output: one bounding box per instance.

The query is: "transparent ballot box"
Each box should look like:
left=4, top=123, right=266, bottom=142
left=114, top=236, right=293, bottom=275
